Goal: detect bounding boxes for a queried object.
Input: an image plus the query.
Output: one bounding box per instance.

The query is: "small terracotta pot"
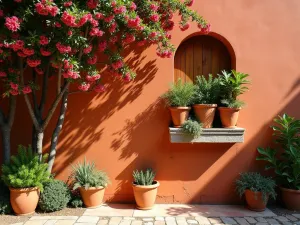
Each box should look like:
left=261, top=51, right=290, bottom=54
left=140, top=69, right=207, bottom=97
left=79, top=186, right=105, bottom=208
left=169, top=107, right=191, bottom=127
left=218, top=107, right=241, bottom=128
left=193, top=104, right=217, bottom=128
left=132, top=181, right=160, bottom=210
left=244, top=189, right=268, bottom=212
left=280, top=187, right=300, bottom=210
left=9, top=187, right=40, bottom=215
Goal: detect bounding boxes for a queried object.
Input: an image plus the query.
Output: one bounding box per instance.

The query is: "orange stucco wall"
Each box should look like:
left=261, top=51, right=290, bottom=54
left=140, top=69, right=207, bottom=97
left=5, top=0, right=300, bottom=204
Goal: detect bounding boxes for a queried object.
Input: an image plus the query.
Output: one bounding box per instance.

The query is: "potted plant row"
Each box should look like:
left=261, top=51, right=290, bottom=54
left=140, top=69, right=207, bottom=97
left=257, top=114, right=300, bottom=210
left=162, top=70, right=250, bottom=129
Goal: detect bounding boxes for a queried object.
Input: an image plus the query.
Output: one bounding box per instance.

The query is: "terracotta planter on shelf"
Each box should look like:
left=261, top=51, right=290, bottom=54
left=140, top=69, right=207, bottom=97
left=132, top=181, right=160, bottom=210
left=10, top=187, right=40, bottom=215
left=245, top=189, right=268, bottom=212
left=218, top=107, right=241, bottom=128
left=193, top=104, right=217, bottom=128
left=169, top=107, right=191, bottom=127
left=79, top=186, right=105, bottom=208
left=280, top=187, right=300, bottom=210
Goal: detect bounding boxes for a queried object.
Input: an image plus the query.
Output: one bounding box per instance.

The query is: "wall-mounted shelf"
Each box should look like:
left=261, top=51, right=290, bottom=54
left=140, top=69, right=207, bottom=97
left=169, top=127, right=245, bottom=143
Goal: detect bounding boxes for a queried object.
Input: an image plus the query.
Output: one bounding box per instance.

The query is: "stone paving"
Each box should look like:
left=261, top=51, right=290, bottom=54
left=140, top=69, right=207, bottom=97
left=8, top=204, right=300, bottom=225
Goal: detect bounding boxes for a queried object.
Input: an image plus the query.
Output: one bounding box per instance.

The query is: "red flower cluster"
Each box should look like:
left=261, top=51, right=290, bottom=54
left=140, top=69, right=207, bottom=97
left=35, top=0, right=59, bottom=17
left=5, top=16, right=20, bottom=32
left=86, top=74, right=101, bottom=82
left=40, top=36, right=49, bottom=45
left=27, top=58, right=41, bottom=67
left=56, top=42, right=71, bottom=54
left=78, top=83, right=90, bottom=91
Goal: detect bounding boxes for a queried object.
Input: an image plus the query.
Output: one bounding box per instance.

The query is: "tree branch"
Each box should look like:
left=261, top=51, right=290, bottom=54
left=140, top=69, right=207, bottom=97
left=57, top=66, right=62, bottom=95
left=39, top=63, right=50, bottom=115
left=8, top=96, right=16, bottom=128
left=32, top=70, right=39, bottom=116
left=0, top=108, right=6, bottom=126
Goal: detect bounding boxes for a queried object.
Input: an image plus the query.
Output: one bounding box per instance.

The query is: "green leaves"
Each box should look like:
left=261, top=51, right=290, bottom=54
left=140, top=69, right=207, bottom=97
left=193, top=74, right=220, bottom=104
left=133, top=168, right=155, bottom=186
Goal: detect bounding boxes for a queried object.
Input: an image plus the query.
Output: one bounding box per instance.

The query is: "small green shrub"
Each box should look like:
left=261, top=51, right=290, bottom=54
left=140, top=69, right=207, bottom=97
left=0, top=181, right=11, bottom=215
left=236, top=172, right=276, bottom=203
left=193, top=74, right=220, bottom=104
left=182, top=120, right=202, bottom=138
left=72, top=159, right=110, bottom=190
left=1, top=145, right=50, bottom=191
left=70, top=197, right=83, bottom=208
left=133, top=169, right=156, bottom=186
left=38, top=179, right=71, bottom=212
left=162, top=79, right=195, bottom=107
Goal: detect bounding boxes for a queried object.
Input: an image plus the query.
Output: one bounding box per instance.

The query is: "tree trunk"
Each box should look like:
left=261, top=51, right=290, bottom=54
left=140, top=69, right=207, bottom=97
left=36, top=131, right=44, bottom=162
left=48, top=91, right=68, bottom=173
left=1, top=126, right=11, bottom=164
left=31, top=126, right=37, bottom=153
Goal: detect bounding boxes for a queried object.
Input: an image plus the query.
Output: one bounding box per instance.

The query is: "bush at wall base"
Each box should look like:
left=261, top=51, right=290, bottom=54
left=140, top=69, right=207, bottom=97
left=0, top=181, right=11, bottom=215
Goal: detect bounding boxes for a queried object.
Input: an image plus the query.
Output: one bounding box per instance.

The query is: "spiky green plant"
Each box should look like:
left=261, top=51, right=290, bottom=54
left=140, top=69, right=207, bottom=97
left=71, top=159, right=110, bottom=190
left=1, top=145, right=50, bottom=191
left=182, top=120, right=202, bottom=138
left=133, top=169, right=156, bottom=186
left=235, top=172, right=276, bottom=203
left=218, top=70, right=250, bottom=108
left=193, top=74, right=220, bottom=104
left=162, top=79, right=195, bottom=107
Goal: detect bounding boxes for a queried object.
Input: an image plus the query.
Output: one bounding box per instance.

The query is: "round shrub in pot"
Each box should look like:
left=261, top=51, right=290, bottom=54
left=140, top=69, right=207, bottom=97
left=236, top=172, right=276, bottom=212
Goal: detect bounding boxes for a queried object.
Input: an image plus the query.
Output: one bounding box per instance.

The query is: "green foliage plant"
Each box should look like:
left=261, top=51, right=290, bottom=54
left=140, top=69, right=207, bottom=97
left=193, top=74, right=220, bottom=104
left=70, top=197, right=83, bottom=208
left=257, top=114, right=300, bottom=190
left=218, top=70, right=250, bottom=108
left=1, top=145, right=50, bottom=191
left=162, top=79, right=195, bottom=107
left=71, top=159, right=110, bottom=190
left=0, top=181, right=11, bottom=215
left=38, top=179, right=71, bottom=212
left=133, top=169, right=156, bottom=186
left=236, top=172, right=276, bottom=203
left=182, top=119, right=202, bottom=138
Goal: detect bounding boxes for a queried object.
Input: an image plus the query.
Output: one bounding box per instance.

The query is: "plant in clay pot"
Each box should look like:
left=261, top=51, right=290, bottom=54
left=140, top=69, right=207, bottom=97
left=1, top=145, right=50, bottom=215
left=236, top=172, right=276, bottom=212
left=218, top=70, right=250, bottom=128
left=132, top=168, right=159, bottom=210
left=193, top=74, right=220, bottom=128
left=72, top=159, right=110, bottom=208
left=257, top=114, right=300, bottom=210
left=162, top=79, right=195, bottom=127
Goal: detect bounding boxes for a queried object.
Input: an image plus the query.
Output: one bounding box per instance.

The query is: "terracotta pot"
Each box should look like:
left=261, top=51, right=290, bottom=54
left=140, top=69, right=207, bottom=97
left=79, top=186, right=105, bottom=208
left=9, top=187, right=40, bottom=215
left=169, top=107, right=191, bottom=127
left=280, top=187, right=300, bottom=210
left=244, top=189, right=268, bottom=212
left=218, top=107, right=241, bottom=128
left=132, top=181, right=160, bottom=210
left=193, top=104, right=217, bottom=128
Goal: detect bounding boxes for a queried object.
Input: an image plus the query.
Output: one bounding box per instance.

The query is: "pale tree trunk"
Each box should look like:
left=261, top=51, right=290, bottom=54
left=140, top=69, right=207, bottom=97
left=36, top=131, right=44, bottom=161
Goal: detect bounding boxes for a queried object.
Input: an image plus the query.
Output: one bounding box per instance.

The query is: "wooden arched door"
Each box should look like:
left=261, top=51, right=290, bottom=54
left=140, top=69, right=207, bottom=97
left=174, top=36, right=232, bottom=82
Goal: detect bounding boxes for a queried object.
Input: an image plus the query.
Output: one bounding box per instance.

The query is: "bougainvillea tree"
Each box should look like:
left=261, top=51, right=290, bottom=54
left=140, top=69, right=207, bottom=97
left=0, top=0, right=210, bottom=172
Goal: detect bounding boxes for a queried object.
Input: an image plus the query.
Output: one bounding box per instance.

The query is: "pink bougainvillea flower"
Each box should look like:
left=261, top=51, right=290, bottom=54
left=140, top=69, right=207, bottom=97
left=64, top=1, right=72, bottom=7
left=22, top=86, right=32, bottom=94
left=137, top=40, right=147, bottom=47
left=48, top=6, right=59, bottom=16
left=122, top=33, right=135, bottom=45
left=10, top=82, right=18, bottom=90
left=63, top=60, right=73, bottom=69
left=61, top=11, right=77, bottom=27
left=35, top=2, right=48, bottom=15
left=98, top=40, right=107, bottom=52
left=180, top=23, right=190, bottom=31
left=87, top=55, right=97, bottom=65
left=111, top=60, right=123, bottom=70
left=89, top=28, right=103, bottom=37
left=78, top=83, right=90, bottom=91
left=10, top=89, right=19, bottom=96
left=114, top=6, right=126, bottom=14
left=40, top=48, right=52, bottom=56
left=17, top=51, right=27, bottom=57
left=83, top=45, right=92, bottom=54
left=27, top=58, right=41, bottom=67
left=89, top=18, right=99, bottom=27
left=39, top=35, right=49, bottom=45
left=55, top=22, right=62, bottom=28
left=11, top=40, right=24, bottom=51
left=94, top=84, right=105, bottom=93
left=150, top=4, right=159, bottom=11
left=109, top=36, right=118, bottom=44
left=123, top=73, right=131, bottom=82
left=5, top=16, right=21, bottom=32
left=22, top=48, right=35, bottom=56
left=185, top=0, right=195, bottom=7
left=86, top=74, right=101, bottom=82
left=0, top=71, right=7, bottom=77
left=198, top=23, right=211, bottom=34
left=150, top=14, right=159, bottom=22
left=127, top=17, right=141, bottom=28
left=0, top=10, right=4, bottom=17
left=95, top=13, right=104, bottom=20
left=104, top=15, right=114, bottom=23
left=163, top=20, right=175, bottom=31
left=87, top=0, right=98, bottom=9
left=56, top=42, right=71, bottom=54
left=108, top=23, right=117, bottom=33
left=34, top=67, right=44, bottom=75
left=67, top=30, right=73, bottom=36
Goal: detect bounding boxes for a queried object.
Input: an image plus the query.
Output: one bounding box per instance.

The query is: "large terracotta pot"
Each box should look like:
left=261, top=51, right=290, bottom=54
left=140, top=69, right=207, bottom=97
left=244, top=189, right=268, bottom=212
left=132, top=181, right=160, bottom=210
left=218, top=107, right=241, bottom=128
left=169, top=107, right=191, bottom=127
left=193, top=104, right=217, bottom=128
left=280, top=187, right=300, bottom=210
left=10, top=187, right=40, bottom=215
left=79, top=186, right=105, bottom=208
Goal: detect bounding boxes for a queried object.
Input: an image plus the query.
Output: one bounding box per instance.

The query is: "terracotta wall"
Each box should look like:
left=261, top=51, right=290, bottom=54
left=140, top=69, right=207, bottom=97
left=5, top=0, right=300, bottom=204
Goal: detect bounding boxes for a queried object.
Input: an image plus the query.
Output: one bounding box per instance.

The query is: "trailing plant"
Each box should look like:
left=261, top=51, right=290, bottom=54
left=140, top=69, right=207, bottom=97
left=193, top=74, right=220, bottom=104
left=235, top=172, right=276, bottom=203
left=162, top=79, right=195, bottom=107
left=182, top=119, right=202, bottom=138
left=0, top=0, right=209, bottom=173
left=218, top=70, right=250, bottom=108
left=71, top=159, right=110, bottom=190
left=133, top=168, right=156, bottom=186
left=38, top=179, right=71, bottom=212
left=1, top=145, right=50, bottom=191
left=0, top=180, right=11, bottom=215
left=70, top=196, right=83, bottom=208
left=257, top=114, right=300, bottom=190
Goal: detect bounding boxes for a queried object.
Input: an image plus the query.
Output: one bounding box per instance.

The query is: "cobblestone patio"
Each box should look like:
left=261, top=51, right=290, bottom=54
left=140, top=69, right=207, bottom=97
left=8, top=204, right=300, bottom=225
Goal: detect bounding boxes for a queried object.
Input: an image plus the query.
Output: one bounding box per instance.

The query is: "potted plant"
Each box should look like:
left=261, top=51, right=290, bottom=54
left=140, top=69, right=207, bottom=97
left=132, top=168, right=159, bottom=210
left=162, top=79, right=195, bottom=127
left=1, top=145, right=50, bottom=215
left=218, top=70, right=250, bottom=128
left=236, top=172, right=276, bottom=212
left=257, top=114, right=300, bottom=210
left=72, top=159, right=110, bottom=208
left=193, top=74, right=220, bottom=128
